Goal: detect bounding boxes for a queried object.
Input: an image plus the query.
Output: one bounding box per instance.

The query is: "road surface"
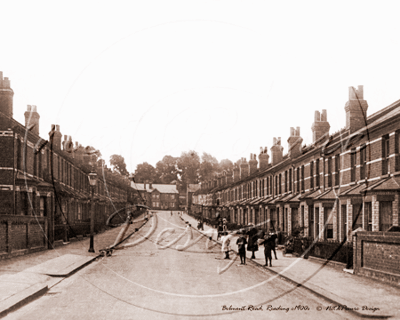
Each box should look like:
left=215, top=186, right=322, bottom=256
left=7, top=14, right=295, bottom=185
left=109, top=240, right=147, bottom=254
left=5, top=211, right=358, bottom=320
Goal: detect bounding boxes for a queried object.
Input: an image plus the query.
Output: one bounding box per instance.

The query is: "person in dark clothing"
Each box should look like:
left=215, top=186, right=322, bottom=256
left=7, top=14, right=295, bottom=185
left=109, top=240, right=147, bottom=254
left=268, top=230, right=278, bottom=259
left=236, top=234, right=247, bottom=265
left=217, top=221, right=223, bottom=240
left=246, top=224, right=259, bottom=259
left=261, top=234, right=274, bottom=267
left=197, top=219, right=204, bottom=230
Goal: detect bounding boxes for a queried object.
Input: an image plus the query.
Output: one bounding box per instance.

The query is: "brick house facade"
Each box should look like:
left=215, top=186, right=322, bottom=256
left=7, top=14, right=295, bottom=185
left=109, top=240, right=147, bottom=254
left=0, top=72, right=133, bottom=259
left=194, top=85, right=400, bottom=241
left=130, top=182, right=179, bottom=210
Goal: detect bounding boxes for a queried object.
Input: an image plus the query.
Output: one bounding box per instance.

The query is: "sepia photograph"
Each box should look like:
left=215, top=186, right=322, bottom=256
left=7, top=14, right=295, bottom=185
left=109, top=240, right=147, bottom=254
left=1, top=1, right=400, bottom=319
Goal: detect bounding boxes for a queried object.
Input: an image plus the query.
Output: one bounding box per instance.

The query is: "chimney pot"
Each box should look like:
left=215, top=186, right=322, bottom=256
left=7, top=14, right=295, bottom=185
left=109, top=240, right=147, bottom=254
left=314, top=110, right=321, bottom=122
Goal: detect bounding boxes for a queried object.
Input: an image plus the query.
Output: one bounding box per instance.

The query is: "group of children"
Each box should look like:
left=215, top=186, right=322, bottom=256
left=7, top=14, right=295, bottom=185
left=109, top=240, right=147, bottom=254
left=219, top=224, right=278, bottom=267
left=236, top=229, right=277, bottom=266
left=195, top=216, right=278, bottom=267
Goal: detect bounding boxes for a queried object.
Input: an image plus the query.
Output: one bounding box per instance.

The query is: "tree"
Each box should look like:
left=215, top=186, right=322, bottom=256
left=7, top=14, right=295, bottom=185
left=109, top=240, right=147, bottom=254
left=134, top=162, right=158, bottom=183
left=199, top=152, right=218, bottom=183
left=218, top=159, right=234, bottom=173
left=177, top=150, right=200, bottom=187
left=110, top=154, right=129, bottom=176
left=156, top=155, right=178, bottom=184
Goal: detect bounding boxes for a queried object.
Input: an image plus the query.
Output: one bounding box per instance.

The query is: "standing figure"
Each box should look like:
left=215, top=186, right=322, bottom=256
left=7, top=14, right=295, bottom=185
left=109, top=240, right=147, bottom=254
left=170, top=210, right=173, bottom=216
left=269, top=229, right=278, bottom=259
left=221, top=233, right=233, bottom=259
left=261, top=234, right=274, bottom=267
left=217, top=220, right=223, bottom=240
left=236, top=234, right=247, bottom=265
left=222, top=218, right=228, bottom=236
left=246, top=224, right=259, bottom=259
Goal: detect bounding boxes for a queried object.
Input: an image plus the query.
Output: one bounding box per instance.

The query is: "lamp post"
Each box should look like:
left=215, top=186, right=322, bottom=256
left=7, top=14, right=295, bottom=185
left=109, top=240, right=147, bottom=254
left=88, top=171, right=97, bottom=253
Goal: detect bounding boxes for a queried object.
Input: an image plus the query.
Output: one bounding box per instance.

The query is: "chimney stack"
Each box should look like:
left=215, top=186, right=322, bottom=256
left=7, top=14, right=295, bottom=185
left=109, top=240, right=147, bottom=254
left=271, top=138, right=284, bottom=166
left=24, top=105, right=40, bottom=136
left=249, top=153, right=258, bottom=175
left=240, top=157, right=249, bottom=180
left=287, top=127, right=303, bottom=158
left=345, top=85, right=368, bottom=133
left=258, top=147, right=269, bottom=171
left=233, top=163, right=240, bottom=182
left=0, top=72, right=14, bottom=118
left=311, top=109, right=330, bottom=143
left=50, top=124, right=62, bottom=150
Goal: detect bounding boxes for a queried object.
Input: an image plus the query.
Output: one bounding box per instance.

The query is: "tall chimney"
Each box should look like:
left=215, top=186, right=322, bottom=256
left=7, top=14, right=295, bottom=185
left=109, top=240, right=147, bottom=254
left=24, top=105, right=40, bottom=136
left=258, top=147, right=269, bottom=171
left=249, top=153, right=258, bottom=175
left=287, top=127, right=303, bottom=158
left=345, top=85, right=368, bottom=134
left=50, top=124, right=62, bottom=150
left=311, top=109, right=330, bottom=143
left=271, top=138, right=284, bottom=166
left=226, top=170, right=233, bottom=185
left=0, top=72, right=14, bottom=118
left=233, top=163, right=240, bottom=182
left=240, top=158, right=249, bottom=180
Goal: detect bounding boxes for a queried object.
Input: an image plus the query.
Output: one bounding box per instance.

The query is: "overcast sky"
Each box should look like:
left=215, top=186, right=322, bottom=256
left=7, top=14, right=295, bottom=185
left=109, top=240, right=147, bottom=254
left=1, top=1, right=400, bottom=173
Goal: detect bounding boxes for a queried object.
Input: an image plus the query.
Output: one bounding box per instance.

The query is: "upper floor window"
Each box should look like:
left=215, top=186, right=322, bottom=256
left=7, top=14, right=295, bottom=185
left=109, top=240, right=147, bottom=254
left=335, top=154, right=340, bottom=186
left=316, top=159, right=320, bottom=188
left=285, top=171, right=288, bottom=193
left=327, top=157, right=332, bottom=188
left=360, top=145, right=367, bottom=180
left=301, top=165, right=305, bottom=192
left=382, top=134, right=390, bottom=175
left=310, top=161, right=314, bottom=189
left=351, top=149, right=356, bottom=182
left=289, top=168, right=292, bottom=192
left=296, top=168, right=300, bottom=193
left=396, top=130, right=400, bottom=172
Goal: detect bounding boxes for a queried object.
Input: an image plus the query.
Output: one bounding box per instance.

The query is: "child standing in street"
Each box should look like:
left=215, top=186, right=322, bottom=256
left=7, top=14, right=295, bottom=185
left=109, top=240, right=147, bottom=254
left=261, top=234, right=274, bottom=267
left=236, top=234, right=247, bottom=265
left=221, top=232, right=233, bottom=259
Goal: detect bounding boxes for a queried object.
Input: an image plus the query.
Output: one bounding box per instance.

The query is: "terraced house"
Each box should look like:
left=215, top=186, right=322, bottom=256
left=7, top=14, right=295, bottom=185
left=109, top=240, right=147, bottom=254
left=0, top=72, right=133, bottom=259
left=193, top=85, right=400, bottom=284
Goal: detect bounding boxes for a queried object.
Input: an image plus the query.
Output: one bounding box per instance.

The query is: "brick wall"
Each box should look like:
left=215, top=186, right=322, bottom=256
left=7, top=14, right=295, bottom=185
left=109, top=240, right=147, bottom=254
left=354, top=231, right=400, bottom=285
left=0, top=215, right=48, bottom=259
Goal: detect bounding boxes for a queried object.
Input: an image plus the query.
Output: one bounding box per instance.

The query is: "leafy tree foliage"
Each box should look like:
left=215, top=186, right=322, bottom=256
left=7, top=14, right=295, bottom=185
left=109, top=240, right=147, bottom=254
left=177, top=150, right=200, bottom=187
left=134, top=162, right=158, bottom=183
left=199, top=152, right=218, bottom=183
left=132, top=151, right=236, bottom=187
left=218, top=158, right=234, bottom=173
left=156, top=155, right=178, bottom=184
left=110, top=154, right=129, bottom=176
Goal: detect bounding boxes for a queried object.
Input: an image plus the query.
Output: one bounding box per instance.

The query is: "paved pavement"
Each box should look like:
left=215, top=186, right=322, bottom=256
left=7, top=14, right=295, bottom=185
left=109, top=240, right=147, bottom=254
left=182, top=213, right=400, bottom=319
left=1, top=211, right=400, bottom=319
left=3, top=211, right=355, bottom=320
left=0, top=216, right=147, bottom=318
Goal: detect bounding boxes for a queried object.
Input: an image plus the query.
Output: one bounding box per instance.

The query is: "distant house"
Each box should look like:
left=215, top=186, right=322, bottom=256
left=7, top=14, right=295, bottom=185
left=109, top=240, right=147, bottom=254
left=187, top=184, right=201, bottom=211
left=131, top=182, right=179, bottom=210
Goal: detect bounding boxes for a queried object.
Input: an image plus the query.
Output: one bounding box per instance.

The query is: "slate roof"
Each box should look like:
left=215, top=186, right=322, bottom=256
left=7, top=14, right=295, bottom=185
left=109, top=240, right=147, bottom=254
left=363, top=176, right=400, bottom=192
left=131, top=183, right=179, bottom=194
